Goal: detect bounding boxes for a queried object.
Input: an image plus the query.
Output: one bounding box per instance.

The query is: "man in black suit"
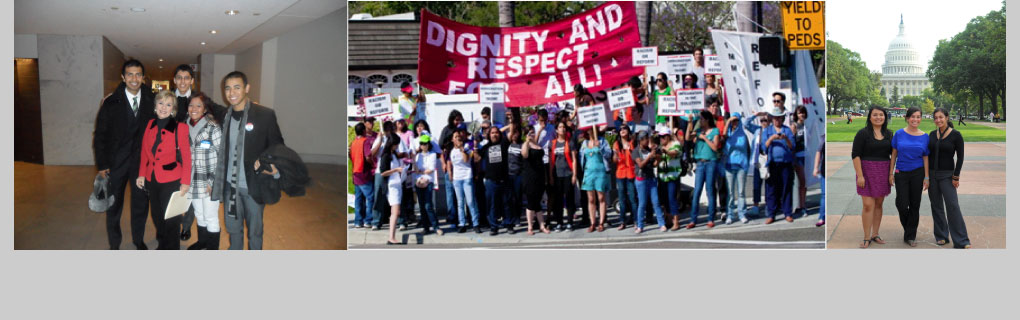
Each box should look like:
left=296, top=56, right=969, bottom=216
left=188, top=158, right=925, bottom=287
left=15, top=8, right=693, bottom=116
left=212, top=71, right=284, bottom=250
left=172, top=64, right=227, bottom=243
left=93, top=59, right=154, bottom=250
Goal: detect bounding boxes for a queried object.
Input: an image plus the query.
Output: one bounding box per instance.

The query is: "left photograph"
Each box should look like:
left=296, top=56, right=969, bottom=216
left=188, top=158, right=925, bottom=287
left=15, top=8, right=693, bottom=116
left=13, top=0, right=347, bottom=250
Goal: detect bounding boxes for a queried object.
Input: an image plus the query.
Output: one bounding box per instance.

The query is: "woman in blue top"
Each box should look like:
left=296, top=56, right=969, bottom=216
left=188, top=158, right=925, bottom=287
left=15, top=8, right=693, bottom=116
left=686, top=110, right=721, bottom=229
left=579, top=125, right=614, bottom=232
left=890, top=107, right=929, bottom=247
left=723, top=113, right=751, bottom=224
left=762, top=106, right=796, bottom=224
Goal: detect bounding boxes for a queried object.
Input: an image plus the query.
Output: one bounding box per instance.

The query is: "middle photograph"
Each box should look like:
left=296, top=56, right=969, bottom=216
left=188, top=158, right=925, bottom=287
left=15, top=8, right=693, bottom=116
left=347, top=1, right=827, bottom=249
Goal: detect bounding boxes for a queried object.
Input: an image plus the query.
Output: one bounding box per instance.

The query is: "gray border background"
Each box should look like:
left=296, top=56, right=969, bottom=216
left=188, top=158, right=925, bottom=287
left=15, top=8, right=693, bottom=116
left=3, top=0, right=1019, bottom=318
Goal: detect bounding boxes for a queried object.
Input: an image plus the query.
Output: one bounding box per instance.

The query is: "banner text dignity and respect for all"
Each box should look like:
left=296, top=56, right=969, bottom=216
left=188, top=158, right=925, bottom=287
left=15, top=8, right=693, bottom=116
left=417, top=1, right=643, bottom=107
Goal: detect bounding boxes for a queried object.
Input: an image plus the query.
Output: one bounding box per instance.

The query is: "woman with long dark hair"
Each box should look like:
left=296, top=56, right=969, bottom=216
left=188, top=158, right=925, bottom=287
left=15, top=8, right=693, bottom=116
left=378, top=134, right=406, bottom=245
left=686, top=110, right=721, bottom=229
left=521, top=126, right=552, bottom=235
left=852, top=106, right=893, bottom=248
left=928, top=108, right=970, bottom=248
left=184, top=92, right=222, bottom=249
left=547, top=121, right=578, bottom=231
left=791, top=106, right=809, bottom=215
left=633, top=131, right=664, bottom=234
left=890, top=107, right=929, bottom=247
left=613, top=125, right=638, bottom=230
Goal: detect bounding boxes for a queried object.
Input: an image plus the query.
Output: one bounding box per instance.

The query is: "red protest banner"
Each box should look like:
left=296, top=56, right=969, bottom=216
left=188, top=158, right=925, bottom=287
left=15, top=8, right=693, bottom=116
left=417, top=1, right=643, bottom=107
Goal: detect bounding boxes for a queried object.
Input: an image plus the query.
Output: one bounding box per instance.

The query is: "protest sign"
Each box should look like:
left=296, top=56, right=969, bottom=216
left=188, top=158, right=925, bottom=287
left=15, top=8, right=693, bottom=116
left=792, top=50, right=825, bottom=187
left=656, top=94, right=682, bottom=116
left=710, top=30, right=780, bottom=114
left=632, top=47, right=658, bottom=66
left=576, top=104, right=608, bottom=129
left=558, top=98, right=577, bottom=113
left=607, top=87, right=635, bottom=111
left=363, top=93, right=393, bottom=117
left=417, top=1, right=643, bottom=107
left=478, top=83, right=506, bottom=104
left=705, top=54, right=722, bottom=74
left=781, top=1, right=825, bottom=50
left=676, top=88, right=705, bottom=111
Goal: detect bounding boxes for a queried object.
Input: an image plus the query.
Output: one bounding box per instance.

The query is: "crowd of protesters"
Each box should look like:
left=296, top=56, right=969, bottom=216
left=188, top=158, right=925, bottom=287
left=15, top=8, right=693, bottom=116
left=350, top=53, right=824, bottom=245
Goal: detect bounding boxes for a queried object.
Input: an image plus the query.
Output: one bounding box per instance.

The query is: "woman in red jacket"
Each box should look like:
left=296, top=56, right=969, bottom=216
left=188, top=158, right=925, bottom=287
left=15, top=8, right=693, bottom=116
left=136, top=90, right=191, bottom=250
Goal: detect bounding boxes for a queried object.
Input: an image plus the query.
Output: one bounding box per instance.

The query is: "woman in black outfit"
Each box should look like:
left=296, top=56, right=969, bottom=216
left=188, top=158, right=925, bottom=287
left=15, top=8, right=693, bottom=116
left=928, top=108, right=970, bottom=248
left=521, top=126, right=552, bottom=235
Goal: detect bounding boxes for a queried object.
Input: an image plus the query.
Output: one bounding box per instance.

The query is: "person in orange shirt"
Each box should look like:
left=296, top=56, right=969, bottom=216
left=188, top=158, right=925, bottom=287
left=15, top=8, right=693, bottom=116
left=613, top=125, right=638, bottom=230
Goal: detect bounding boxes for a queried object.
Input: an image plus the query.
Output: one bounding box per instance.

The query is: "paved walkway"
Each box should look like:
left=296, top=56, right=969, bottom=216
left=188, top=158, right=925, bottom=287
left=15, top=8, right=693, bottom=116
left=349, top=177, right=825, bottom=249
left=825, top=143, right=1006, bottom=249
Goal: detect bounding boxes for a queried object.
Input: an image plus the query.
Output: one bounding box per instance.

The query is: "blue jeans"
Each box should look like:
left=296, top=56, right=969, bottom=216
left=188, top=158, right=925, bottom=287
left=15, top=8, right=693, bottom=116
left=753, top=164, right=763, bottom=205
left=635, top=177, right=665, bottom=229
left=444, top=173, right=457, bottom=225
left=370, top=174, right=385, bottom=227
left=616, top=178, right=637, bottom=225
left=818, top=176, right=825, bottom=222
left=725, top=167, right=748, bottom=221
left=415, top=184, right=439, bottom=229
left=484, top=179, right=511, bottom=230
left=452, top=179, right=480, bottom=227
left=353, top=183, right=373, bottom=226
left=664, top=180, right=681, bottom=217
left=689, top=160, right=718, bottom=225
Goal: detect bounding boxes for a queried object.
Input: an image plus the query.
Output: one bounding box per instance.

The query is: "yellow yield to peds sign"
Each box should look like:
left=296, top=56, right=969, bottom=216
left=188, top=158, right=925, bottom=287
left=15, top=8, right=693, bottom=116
left=781, top=1, right=825, bottom=50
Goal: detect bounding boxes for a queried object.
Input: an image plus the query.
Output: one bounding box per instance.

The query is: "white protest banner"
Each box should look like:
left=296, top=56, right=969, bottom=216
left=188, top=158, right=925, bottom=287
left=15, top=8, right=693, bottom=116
left=676, top=88, right=705, bottom=111
left=576, top=104, right=608, bottom=129
left=363, top=93, right=394, bottom=117
left=607, top=87, right=635, bottom=111
left=478, top=83, right=506, bottom=104
left=632, top=47, right=658, bottom=66
left=710, top=30, right=781, bottom=115
left=672, top=54, right=694, bottom=75
left=705, top=54, right=723, bottom=74
left=656, top=94, right=682, bottom=116
left=792, top=50, right=825, bottom=187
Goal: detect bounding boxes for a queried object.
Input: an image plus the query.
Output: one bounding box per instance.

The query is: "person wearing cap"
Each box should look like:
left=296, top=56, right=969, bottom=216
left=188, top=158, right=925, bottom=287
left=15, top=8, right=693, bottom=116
left=398, top=81, right=426, bottom=122
left=761, top=105, right=797, bottom=224
left=723, top=113, right=752, bottom=224
left=412, top=133, right=442, bottom=235
left=686, top=110, right=722, bottom=229
left=656, top=125, right=684, bottom=231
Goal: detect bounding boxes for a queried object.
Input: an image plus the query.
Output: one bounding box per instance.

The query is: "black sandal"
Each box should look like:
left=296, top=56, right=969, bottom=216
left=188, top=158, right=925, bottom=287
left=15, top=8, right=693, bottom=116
left=860, top=239, right=872, bottom=249
left=871, top=235, right=886, bottom=245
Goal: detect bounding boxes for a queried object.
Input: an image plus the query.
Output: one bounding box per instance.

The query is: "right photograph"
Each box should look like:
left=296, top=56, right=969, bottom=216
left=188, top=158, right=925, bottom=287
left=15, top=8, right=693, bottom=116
left=825, top=0, right=1006, bottom=249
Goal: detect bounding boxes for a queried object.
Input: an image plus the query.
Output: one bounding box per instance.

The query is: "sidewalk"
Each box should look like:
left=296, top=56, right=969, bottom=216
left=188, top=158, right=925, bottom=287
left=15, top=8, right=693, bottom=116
left=349, top=182, right=824, bottom=248
left=825, top=142, right=1006, bottom=249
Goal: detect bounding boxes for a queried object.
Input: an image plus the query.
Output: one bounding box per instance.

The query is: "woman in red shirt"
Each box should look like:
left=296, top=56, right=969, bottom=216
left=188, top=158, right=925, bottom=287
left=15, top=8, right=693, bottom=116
left=136, top=90, right=191, bottom=250
left=613, top=125, right=638, bottom=230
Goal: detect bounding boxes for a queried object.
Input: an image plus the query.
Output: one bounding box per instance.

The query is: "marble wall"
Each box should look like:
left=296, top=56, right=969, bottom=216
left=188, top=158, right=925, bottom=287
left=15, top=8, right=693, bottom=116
left=37, top=34, right=105, bottom=165
left=199, top=53, right=236, bottom=106
left=101, top=37, right=124, bottom=96
left=235, top=42, right=263, bottom=104
left=271, top=9, right=344, bottom=164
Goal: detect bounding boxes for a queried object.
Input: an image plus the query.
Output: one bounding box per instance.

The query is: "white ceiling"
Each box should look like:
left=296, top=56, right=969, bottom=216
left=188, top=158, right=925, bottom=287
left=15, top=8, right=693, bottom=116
left=15, top=0, right=345, bottom=80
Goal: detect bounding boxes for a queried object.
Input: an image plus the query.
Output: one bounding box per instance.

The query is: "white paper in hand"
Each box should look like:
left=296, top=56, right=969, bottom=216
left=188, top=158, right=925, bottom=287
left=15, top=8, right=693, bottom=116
left=164, top=191, right=190, bottom=219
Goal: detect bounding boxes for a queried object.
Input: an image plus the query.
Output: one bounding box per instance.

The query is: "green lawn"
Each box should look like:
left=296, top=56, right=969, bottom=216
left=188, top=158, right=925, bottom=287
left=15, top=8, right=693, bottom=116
left=825, top=116, right=1006, bottom=142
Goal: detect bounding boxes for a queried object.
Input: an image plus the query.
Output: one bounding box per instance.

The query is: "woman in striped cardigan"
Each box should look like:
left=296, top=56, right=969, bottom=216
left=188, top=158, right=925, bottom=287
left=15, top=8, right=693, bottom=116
left=185, top=92, right=224, bottom=250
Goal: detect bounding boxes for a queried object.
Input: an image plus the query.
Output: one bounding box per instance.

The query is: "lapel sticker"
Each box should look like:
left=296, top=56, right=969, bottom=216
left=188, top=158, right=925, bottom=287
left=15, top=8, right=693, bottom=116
left=245, top=122, right=254, bottom=131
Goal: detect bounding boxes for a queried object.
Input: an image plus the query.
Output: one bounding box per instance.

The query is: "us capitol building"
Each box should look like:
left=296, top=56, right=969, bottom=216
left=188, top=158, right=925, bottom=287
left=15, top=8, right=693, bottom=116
left=881, top=15, right=931, bottom=100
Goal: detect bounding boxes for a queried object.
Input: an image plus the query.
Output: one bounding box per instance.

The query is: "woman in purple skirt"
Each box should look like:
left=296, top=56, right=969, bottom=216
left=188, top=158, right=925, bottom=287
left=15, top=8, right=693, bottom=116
left=851, top=106, right=893, bottom=248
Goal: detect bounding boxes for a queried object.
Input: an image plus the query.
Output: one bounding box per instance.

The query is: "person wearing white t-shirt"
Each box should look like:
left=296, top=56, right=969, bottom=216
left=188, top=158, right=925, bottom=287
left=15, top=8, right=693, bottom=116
left=369, top=121, right=409, bottom=230
left=446, top=129, right=481, bottom=233
left=412, top=134, right=442, bottom=235
left=378, top=135, right=407, bottom=245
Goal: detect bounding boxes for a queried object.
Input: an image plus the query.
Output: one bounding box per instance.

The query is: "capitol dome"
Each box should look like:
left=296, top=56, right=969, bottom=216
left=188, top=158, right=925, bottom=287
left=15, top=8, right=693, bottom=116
left=882, top=14, right=925, bottom=75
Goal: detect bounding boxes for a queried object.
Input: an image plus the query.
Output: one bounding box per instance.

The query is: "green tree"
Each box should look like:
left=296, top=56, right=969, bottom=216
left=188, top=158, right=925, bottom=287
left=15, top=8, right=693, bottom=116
left=923, top=98, right=935, bottom=114
left=648, top=1, right=735, bottom=51
left=825, top=40, right=876, bottom=115
left=928, top=3, right=1006, bottom=120
left=890, top=85, right=900, bottom=106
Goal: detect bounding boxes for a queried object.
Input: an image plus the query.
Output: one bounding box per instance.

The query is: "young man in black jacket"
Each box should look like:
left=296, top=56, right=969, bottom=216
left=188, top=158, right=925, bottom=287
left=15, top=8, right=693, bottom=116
left=212, top=71, right=284, bottom=250
left=93, top=59, right=155, bottom=250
